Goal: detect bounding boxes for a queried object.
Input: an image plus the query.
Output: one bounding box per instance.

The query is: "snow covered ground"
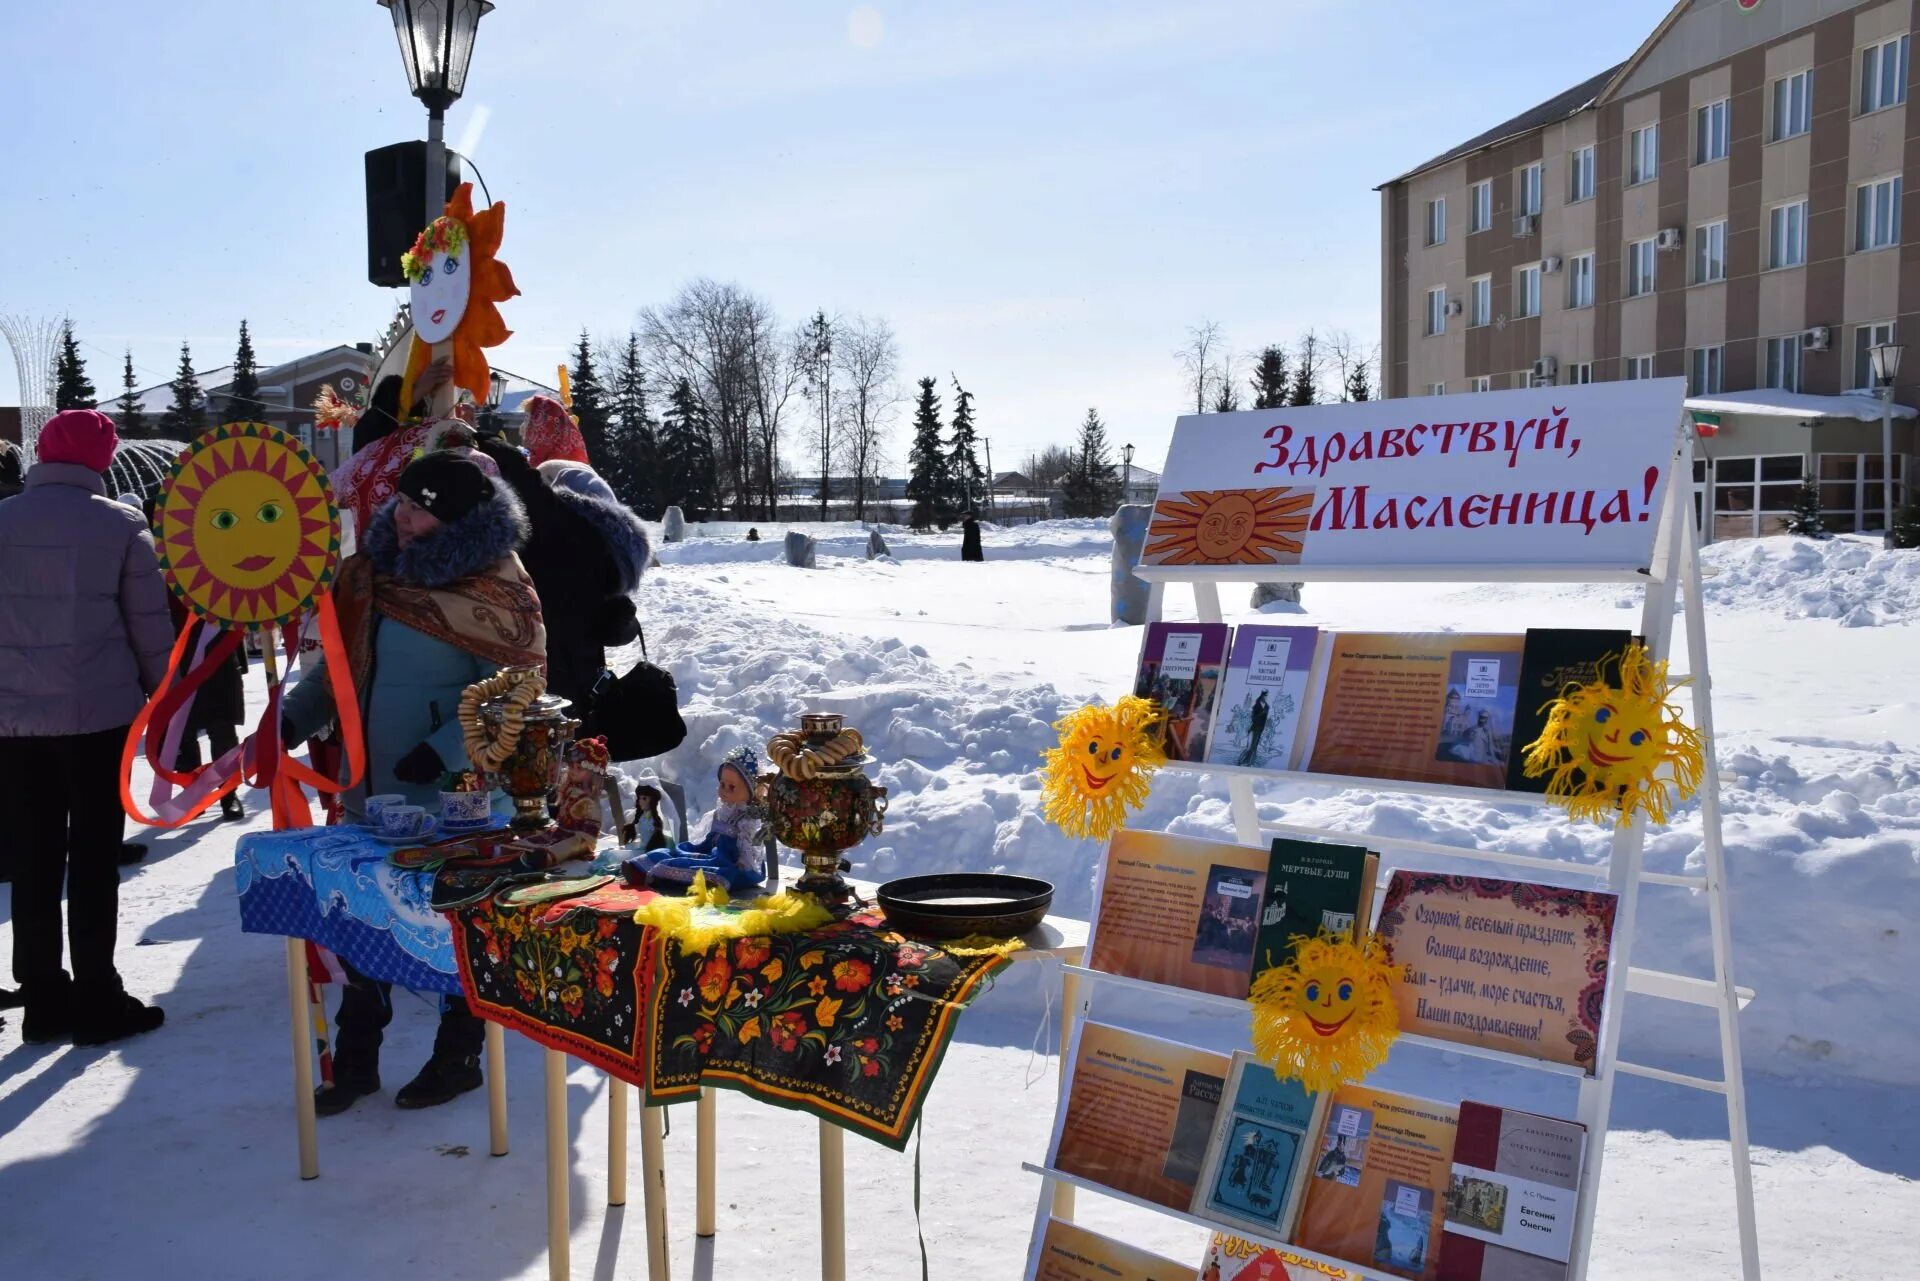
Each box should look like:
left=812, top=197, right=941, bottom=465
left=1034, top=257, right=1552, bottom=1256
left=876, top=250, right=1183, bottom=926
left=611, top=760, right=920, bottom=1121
left=2, top=521, right=1915, bottom=1279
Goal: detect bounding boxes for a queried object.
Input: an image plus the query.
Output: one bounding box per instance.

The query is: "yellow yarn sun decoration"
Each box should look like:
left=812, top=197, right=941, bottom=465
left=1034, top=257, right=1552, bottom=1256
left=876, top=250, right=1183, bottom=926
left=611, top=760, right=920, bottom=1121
left=632, top=871, right=834, bottom=953
left=1248, top=931, right=1401, bottom=1094
left=1040, top=696, right=1166, bottom=841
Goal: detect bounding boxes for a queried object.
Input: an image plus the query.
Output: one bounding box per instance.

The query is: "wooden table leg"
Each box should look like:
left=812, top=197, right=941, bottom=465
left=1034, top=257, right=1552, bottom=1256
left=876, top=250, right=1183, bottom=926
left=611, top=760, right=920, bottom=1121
left=486, top=1021, right=509, bottom=1157
left=1050, top=964, right=1082, bottom=1220
left=696, top=1086, right=717, bottom=1237
left=607, top=1075, right=628, bottom=1207
left=284, top=938, right=318, bottom=1181
left=641, top=1102, right=670, bottom=1281
left=546, top=1049, right=569, bottom=1281
left=819, top=1119, right=846, bottom=1281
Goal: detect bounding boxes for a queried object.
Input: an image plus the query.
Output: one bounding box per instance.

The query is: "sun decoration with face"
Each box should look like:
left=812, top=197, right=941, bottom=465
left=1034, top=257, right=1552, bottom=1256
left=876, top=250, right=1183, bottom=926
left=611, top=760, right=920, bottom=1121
left=1041, top=696, right=1167, bottom=841
left=399, top=181, right=519, bottom=410
left=153, top=423, right=339, bottom=631
left=1144, top=487, right=1315, bottom=566
left=1248, top=930, right=1400, bottom=1093
left=1522, top=643, right=1706, bottom=828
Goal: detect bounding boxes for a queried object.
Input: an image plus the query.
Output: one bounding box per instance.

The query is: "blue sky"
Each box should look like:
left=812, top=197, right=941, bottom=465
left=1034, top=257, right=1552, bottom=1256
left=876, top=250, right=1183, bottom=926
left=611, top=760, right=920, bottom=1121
left=0, top=1, right=1675, bottom=469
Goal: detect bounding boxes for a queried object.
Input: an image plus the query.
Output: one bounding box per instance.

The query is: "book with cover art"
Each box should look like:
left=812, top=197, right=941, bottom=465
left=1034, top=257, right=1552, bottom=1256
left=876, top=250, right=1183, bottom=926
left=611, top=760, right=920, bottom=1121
left=1504, top=629, right=1634, bottom=793
left=1207, top=626, right=1321, bottom=771
left=1373, top=872, right=1619, bottom=1073
left=1024, top=1218, right=1190, bottom=1281
left=1088, top=830, right=1276, bottom=999
left=1305, top=633, right=1524, bottom=790
left=1191, top=1051, right=1327, bottom=1239
left=1294, top=1084, right=1459, bottom=1281
left=1049, top=1020, right=1232, bottom=1212
left=1196, top=1233, right=1361, bottom=1281
left=1134, top=621, right=1231, bottom=763
left=1249, top=838, right=1377, bottom=987
left=1436, top=1103, right=1587, bottom=1281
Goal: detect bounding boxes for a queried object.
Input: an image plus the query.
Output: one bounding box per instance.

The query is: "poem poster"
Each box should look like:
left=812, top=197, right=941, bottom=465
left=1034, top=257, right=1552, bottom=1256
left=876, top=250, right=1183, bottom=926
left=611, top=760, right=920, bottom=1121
left=1050, top=1021, right=1232, bottom=1211
left=1373, top=873, right=1619, bottom=1073
left=1026, top=1218, right=1190, bottom=1281
left=1306, top=633, right=1524, bottom=790
left=1087, top=830, right=1272, bottom=998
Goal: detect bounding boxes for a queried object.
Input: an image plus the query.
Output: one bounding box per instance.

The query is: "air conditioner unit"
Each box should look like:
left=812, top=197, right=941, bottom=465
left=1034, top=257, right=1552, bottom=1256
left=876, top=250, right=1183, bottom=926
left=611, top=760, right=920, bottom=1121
left=1803, top=325, right=1832, bottom=351
left=1444, top=299, right=1464, bottom=316
left=1655, top=227, right=1684, bottom=251
left=1532, top=356, right=1559, bottom=379
left=1541, top=255, right=1564, bottom=274
left=1513, top=214, right=1538, bottom=237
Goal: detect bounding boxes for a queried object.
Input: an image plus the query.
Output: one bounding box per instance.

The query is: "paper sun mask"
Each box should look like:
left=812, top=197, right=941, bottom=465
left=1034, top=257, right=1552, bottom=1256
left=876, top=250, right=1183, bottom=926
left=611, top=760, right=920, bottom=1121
left=1248, top=931, right=1400, bottom=1093
left=399, top=182, right=519, bottom=408
left=405, top=214, right=472, bottom=344
left=1522, top=643, right=1705, bottom=828
left=1041, top=696, right=1166, bottom=841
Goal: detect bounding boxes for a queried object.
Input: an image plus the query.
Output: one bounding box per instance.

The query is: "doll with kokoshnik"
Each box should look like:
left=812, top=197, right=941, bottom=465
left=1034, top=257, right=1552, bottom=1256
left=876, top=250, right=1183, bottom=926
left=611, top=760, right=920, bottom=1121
left=631, top=747, right=768, bottom=894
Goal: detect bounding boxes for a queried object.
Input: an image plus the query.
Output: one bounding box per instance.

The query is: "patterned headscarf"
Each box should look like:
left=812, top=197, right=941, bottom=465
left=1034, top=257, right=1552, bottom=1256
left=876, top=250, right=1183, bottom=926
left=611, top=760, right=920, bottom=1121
left=524, top=394, right=588, bottom=466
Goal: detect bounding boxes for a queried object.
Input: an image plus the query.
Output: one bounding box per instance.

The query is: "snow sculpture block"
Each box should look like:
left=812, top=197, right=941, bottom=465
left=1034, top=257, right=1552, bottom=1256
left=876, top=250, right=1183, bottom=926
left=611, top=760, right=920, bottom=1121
left=1110, top=504, right=1151, bottom=624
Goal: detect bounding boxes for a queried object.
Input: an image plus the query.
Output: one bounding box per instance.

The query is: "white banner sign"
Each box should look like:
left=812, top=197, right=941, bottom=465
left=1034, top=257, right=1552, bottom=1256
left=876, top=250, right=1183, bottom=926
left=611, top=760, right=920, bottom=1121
left=1144, top=380, right=1686, bottom=572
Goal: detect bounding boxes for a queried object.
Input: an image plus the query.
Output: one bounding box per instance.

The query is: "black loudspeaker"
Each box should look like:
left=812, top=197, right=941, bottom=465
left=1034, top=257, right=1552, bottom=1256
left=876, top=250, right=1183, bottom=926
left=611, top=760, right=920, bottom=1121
left=365, top=141, right=464, bottom=288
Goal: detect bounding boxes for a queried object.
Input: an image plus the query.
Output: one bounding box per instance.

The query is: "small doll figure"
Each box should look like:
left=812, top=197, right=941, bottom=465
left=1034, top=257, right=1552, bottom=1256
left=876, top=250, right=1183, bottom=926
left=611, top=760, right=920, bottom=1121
left=632, top=747, right=766, bottom=894
left=555, top=736, right=611, bottom=836
left=623, top=783, right=667, bottom=850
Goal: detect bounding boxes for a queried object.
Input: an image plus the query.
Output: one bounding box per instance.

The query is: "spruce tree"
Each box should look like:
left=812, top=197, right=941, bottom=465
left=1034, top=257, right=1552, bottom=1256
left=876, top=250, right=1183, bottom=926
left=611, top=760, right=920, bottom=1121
left=1344, top=360, right=1373, bottom=403
left=1287, top=333, right=1319, bottom=406
left=159, top=342, right=206, bottom=439
left=658, top=376, right=715, bottom=519
left=608, top=332, right=659, bottom=516
left=115, top=349, right=147, bottom=439
left=1783, top=478, right=1826, bottom=538
left=1888, top=498, right=1920, bottom=549
left=1062, top=408, right=1118, bottom=517
left=905, top=376, right=947, bottom=529
left=227, top=319, right=262, bottom=422
left=1249, top=345, right=1289, bottom=410
left=53, top=323, right=96, bottom=410
left=569, top=329, right=614, bottom=477
left=946, top=376, right=984, bottom=514
left=1212, top=380, right=1241, bottom=413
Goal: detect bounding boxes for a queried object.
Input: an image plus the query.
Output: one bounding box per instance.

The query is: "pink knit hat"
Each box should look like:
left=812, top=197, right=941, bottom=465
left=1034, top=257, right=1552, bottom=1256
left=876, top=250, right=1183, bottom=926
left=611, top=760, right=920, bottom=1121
left=38, top=409, right=120, bottom=472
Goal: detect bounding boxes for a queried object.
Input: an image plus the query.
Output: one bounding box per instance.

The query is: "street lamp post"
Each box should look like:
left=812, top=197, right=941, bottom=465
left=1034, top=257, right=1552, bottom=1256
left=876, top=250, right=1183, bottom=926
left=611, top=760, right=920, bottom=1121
left=1870, top=342, right=1905, bottom=543
left=378, top=0, right=494, bottom=222
left=1122, top=443, right=1135, bottom=502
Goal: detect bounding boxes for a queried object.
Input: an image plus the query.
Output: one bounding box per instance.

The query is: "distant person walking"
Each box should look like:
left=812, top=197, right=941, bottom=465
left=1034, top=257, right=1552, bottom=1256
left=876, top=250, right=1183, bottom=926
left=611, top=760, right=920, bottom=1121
left=0, top=410, right=172, bottom=1045
left=960, top=512, right=984, bottom=562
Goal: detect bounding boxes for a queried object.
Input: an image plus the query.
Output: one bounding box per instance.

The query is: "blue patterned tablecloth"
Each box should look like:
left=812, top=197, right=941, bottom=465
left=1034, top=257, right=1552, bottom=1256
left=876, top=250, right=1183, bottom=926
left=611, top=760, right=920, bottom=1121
left=235, top=825, right=461, bottom=994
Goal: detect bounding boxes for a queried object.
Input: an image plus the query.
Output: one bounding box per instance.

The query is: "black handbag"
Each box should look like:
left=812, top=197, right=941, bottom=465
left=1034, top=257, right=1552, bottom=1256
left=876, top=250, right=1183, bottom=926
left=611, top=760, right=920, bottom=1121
left=584, top=629, right=688, bottom=762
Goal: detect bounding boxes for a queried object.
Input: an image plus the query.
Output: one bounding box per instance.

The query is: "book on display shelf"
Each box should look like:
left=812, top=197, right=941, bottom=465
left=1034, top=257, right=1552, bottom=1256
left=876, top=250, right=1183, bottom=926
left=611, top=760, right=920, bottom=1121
left=1207, top=625, right=1322, bottom=772
left=1502, top=628, right=1635, bottom=795
left=1249, top=838, right=1377, bottom=988
left=1135, top=621, right=1231, bottom=764
left=1435, top=1102, right=1587, bottom=1281
left=1190, top=1050, right=1329, bottom=1241
left=1293, top=1083, right=1459, bottom=1281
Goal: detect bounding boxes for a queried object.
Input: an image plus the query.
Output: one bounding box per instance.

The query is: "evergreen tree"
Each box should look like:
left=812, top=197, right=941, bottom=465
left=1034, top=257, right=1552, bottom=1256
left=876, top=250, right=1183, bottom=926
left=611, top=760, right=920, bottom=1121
left=1061, top=408, right=1119, bottom=517
left=1211, top=379, right=1241, bottom=413
left=658, top=376, right=716, bottom=519
left=1888, top=498, right=1920, bottom=549
left=1249, top=345, right=1289, bottom=410
left=1343, top=359, right=1373, bottom=403
left=1783, top=478, right=1827, bottom=538
left=53, top=323, right=96, bottom=410
left=115, top=349, right=147, bottom=439
left=1287, top=332, right=1320, bottom=406
left=905, top=376, right=948, bottom=529
left=608, top=332, right=659, bottom=516
left=159, top=342, right=206, bottom=439
left=226, top=319, right=262, bottom=422
left=800, top=310, right=835, bottom=520
left=568, top=329, right=614, bottom=477
left=946, top=376, right=984, bottom=513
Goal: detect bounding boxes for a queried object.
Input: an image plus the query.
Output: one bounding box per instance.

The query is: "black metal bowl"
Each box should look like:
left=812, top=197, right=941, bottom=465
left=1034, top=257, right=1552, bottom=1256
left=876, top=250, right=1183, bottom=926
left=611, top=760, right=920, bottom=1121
left=876, top=873, right=1054, bottom=940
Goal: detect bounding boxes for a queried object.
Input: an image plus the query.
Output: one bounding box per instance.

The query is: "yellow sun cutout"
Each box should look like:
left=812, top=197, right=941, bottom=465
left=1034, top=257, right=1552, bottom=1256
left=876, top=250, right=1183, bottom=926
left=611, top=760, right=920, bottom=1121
left=1041, top=696, right=1166, bottom=841
left=154, top=423, right=339, bottom=631
left=1522, top=643, right=1706, bottom=828
left=1249, top=930, right=1400, bottom=1093
left=1144, top=486, right=1314, bottom=566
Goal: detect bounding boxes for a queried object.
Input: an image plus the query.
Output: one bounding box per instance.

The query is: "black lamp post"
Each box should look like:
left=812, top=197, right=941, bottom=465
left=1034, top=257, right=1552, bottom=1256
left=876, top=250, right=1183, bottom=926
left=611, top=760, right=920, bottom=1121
left=1870, top=341, right=1905, bottom=542
left=377, top=0, right=494, bottom=222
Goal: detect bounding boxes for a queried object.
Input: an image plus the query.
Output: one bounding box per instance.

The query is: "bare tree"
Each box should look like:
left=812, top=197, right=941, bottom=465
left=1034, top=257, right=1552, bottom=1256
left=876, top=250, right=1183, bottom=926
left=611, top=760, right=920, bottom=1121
left=743, top=305, right=802, bottom=518
left=1211, top=347, right=1242, bottom=412
left=1023, top=444, right=1077, bottom=487
left=1175, top=319, right=1226, bottom=413
left=640, top=279, right=766, bottom=515
left=1288, top=328, right=1323, bottom=406
left=832, top=314, right=901, bottom=521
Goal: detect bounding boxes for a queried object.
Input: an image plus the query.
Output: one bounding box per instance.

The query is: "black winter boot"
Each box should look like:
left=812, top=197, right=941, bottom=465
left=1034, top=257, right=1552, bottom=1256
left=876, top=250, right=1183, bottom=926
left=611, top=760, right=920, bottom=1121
left=395, top=998, right=486, bottom=1109
left=21, top=974, right=73, bottom=1044
left=317, top=967, right=391, bottom=1116
left=71, top=991, right=164, bottom=1046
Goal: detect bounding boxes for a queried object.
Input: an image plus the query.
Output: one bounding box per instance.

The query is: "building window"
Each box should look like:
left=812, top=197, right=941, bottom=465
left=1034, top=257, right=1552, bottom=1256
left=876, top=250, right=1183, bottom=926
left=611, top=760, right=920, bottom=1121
left=1469, top=180, right=1492, bottom=233
left=1515, top=265, right=1541, bottom=318
left=1469, top=375, right=1492, bottom=393
left=1567, top=252, right=1594, bottom=308
left=1426, top=287, right=1447, bottom=336
left=1425, top=197, right=1446, bottom=246
left=1693, top=221, right=1727, bottom=284
left=1695, top=99, right=1729, bottom=164
left=1627, top=238, right=1656, bottom=297
left=1714, top=455, right=1805, bottom=540
left=1768, top=199, right=1808, bottom=268
left=1566, top=362, right=1594, bottom=385
left=1569, top=146, right=1595, bottom=202
left=1853, top=321, right=1897, bottom=389
left=1629, top=125, right=1659, bottom=185
left=1855, top=175, right=1902, bottom=250
left=1764, top=335, right=1802, bottom=392
left=1689, top=345, right=1724, bottom=396
left=1514, top=163, right=1543, bottom=217
left=1428, top=382, right=1446, bottom=396
left=1772, top=69, right=1812, bottom=140
left=1625, top=354, right=1655, bottom=380
left=1860, top=34, right=1910, bottom=114
left=1469, top=275, right=1492, bottom=327
left=1818, top=453, right=1907, bottom=533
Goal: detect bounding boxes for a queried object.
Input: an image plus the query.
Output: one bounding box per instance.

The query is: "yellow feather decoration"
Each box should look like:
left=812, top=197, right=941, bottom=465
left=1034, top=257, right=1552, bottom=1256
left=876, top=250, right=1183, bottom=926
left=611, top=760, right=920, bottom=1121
left=632, top=871, right=835, bottom=953
left=1248, top=931, right=1401, bottom=1094
left=1522, top=643, right=1706, bottom=829
left=1041, top=696, right=1166, bottom=841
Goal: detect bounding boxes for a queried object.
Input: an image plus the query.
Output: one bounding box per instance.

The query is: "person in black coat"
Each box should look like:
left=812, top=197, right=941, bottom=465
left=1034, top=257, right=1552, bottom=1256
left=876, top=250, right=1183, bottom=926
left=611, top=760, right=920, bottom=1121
left=0, top=439, right=21, bottom=501
left=960, top=512, right=984, bottom=562
left=167, top=596, right=247, bottom=821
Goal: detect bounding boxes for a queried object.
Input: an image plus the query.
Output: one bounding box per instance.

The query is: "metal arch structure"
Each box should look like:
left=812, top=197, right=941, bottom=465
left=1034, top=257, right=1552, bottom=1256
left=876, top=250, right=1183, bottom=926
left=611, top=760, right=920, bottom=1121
left=105, top=438, right=188, bottom=505
left=1, top=313, right=65, bottom=461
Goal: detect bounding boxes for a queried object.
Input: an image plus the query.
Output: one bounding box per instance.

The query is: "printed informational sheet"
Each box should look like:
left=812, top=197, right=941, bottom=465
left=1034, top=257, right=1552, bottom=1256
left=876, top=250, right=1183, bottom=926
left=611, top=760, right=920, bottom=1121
left=1294, top=1085, right=1459, bottom=1281
left=1197, top=1232, right=1359, bottom=1281
left=1025, top=1218, right=1190, bottom=1281
left=1087, top=830, right=1272, bottom=999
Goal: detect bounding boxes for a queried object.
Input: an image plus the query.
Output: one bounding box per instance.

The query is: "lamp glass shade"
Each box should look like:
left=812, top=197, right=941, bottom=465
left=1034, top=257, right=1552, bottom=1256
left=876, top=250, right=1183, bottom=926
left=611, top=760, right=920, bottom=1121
left=1870, top=342, right=1905, bottom=386
left=379, top=0, right=494, bottom=111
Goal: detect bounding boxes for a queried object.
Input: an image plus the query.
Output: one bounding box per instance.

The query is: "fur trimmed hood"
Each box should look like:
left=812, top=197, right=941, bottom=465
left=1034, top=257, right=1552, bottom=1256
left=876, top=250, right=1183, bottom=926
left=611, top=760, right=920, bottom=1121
left=554, top=486, right=652, bottom=595
left=365, top=483, right=530, bottom=588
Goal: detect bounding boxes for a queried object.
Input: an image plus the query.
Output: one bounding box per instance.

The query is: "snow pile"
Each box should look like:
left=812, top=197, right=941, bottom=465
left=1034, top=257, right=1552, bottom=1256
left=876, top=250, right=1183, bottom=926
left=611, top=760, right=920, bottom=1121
left=656, top=518, right=1113, bottom=567
left=1700, top=534, right=1920, bottom=626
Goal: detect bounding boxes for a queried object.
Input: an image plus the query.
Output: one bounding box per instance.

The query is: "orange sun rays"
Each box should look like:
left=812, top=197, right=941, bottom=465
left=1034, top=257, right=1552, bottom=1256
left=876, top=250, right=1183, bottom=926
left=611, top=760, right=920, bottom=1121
left=1144, top=486, right=1315, bottom=566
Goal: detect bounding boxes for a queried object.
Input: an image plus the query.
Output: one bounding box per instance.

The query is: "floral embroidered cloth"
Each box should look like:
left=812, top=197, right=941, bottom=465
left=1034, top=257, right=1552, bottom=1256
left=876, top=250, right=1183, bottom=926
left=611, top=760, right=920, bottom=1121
left=450, top=887, right=1011, bottom=1149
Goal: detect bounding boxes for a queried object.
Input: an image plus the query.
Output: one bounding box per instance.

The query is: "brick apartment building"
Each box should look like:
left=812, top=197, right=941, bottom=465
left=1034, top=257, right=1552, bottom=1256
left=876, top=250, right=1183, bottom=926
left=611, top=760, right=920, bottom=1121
left=1379, top=0, right=1920, bottom=538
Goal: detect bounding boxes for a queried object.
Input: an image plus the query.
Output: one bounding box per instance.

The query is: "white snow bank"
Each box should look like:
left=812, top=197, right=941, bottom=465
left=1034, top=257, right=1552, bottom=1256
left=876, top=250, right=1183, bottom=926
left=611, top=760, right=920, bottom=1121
left=1698, top=533, right=1920, bottom=626
left=654, top=518, right=1114, bottom=567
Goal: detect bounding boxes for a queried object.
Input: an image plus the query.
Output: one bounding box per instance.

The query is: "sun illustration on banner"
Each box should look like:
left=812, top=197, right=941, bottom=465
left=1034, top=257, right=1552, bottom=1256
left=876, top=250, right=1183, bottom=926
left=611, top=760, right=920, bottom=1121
left=153, top=423, right=340, bottom=631
left=1144, top=486, right=1314, bottom=566
left=1248, top=930, right=1400, bottom=1093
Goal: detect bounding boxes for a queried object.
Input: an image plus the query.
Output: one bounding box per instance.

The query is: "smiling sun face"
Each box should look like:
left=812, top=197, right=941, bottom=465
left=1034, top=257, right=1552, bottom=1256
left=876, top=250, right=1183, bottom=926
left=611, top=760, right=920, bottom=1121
left=155, top=424, right=340, bottom=630
left=1042, top=695, right=1167, bottom=841
left=1298, top=964, right=1360, bottom=1037
left=1144, top=487, right=1314, bottom=566
left=1249, top=931, right=1401, bottom=1093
